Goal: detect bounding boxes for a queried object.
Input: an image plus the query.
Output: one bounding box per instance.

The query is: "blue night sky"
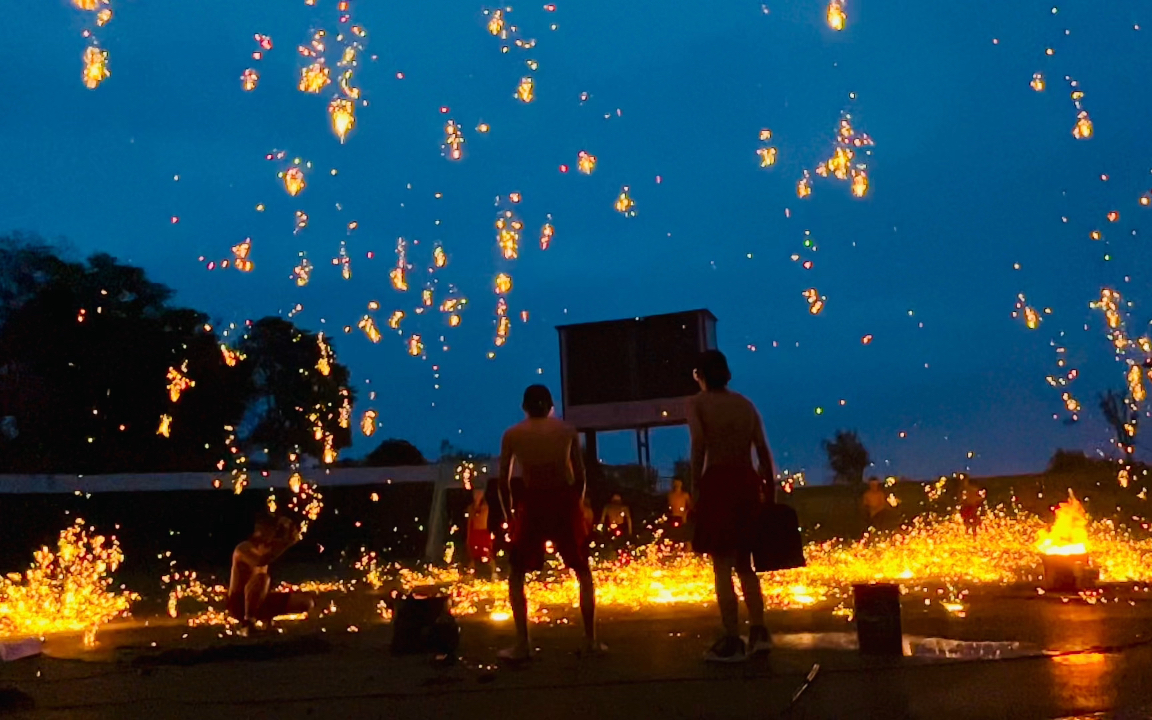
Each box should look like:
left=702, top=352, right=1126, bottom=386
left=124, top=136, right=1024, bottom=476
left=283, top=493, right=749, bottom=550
left=3, top=0, right=1151, bottom=480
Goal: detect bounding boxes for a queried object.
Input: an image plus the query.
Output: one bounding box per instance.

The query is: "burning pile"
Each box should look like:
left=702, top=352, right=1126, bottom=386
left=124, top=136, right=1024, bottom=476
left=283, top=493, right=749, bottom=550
left=1036, top=491, right=1090, bottom=556
left=0, top=520, right=137, bottom=645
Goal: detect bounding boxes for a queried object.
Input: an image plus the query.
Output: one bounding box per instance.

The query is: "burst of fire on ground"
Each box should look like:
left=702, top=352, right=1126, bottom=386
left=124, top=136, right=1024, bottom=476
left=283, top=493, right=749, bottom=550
left=6, top=490, right=1152, bottom=648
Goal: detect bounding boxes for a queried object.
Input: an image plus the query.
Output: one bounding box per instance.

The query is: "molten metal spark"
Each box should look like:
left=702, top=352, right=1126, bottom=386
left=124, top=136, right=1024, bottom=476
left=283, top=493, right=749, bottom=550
left=827, top=0, right=846, bottom=30
left=157, top=414, right=172, bottom=438
left=329, top=99, right=356, bottom=143
left=241, top=68, right=259, bottom=91
left=299, top=62, right=331, bottom=93
left=517, top=76, right=535, bottom=103
left=294, top=254, right=313, bottom=287
left=167, top=363, right=194, bottom=403
left=408, top=335, right=424, bottom=356
left=1073, top=111, right=1093, bottom=140
left=802, top=288, right=826, bottom=315
left=540, top=222, right=554, bottom=250
left=1031, top=73, right=1045, bottom=91
left=444, top=120, right=465, bottom=160
left=358, top=316, right=382, bottom=343
left=433, top=246, right=447, bottom=268
left=82, top=46, right=110, bottom=89
left=361, top=410, right=377, bottom=437
left=282, top=167, right=306, bottom=197
left=388, top=310, right=404, bottom=330
left=316, top=334, right=333, bottom=376
left=495, top=273, right=512, bottom=295
left=496, top=214, right=522, bottom=259
left=577, top=151, right=597, bottom=174
left=615, top=187, right=636, bottom=215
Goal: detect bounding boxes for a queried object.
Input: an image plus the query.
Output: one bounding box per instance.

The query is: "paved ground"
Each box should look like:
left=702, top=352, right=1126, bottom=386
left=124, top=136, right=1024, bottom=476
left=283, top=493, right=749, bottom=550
left=4, top=587, right=1152, bottom=719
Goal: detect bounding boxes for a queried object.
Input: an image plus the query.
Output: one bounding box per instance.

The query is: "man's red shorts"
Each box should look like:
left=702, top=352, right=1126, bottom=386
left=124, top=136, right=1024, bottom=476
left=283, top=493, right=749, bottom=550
left=508, top=485, right=589, bottom=573
left=468, top=527, right=493, bottom=562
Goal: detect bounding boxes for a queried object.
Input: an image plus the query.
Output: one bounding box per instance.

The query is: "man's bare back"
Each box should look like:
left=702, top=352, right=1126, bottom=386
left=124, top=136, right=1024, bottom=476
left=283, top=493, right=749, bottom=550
left=500, top=417, right=585, bottom=490
left=688, top=389, right=774, bottom=481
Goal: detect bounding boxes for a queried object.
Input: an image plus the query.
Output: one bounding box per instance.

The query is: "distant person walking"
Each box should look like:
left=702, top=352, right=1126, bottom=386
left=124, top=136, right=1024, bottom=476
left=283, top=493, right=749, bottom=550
left=497, top=385, right=601, bottom=660
left=862, top=477, right=887, bottom=527
left=688, top=350, right=776, bottom=662
left=959, top=475, right=985, bottom=535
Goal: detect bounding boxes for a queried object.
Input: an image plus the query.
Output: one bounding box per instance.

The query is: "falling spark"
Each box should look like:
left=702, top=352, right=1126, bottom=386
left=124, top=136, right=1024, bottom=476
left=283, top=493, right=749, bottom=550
left=433, top=246, right=447, bottom=268
left=758, top=147, right=778, bottom=167
left=220, top=345, right=240, bottom=367
left=299, top=62, right=331, bottom=93
left=282, top=168, right=306, bottom=197
left=487, top=9, right=505, bottom=36
left=577, top=151, right=597, bottom=174
left=496, top=215, right=522, bottom=259
left=82, top=46, right=110, bottom=89
left=241, top=69, right=259, bottom=91
left=1073, top=111, right=1093, bottom=139
left=615, top=187, right=636, bottom=215
left=517, top=76, right=535, bottom=103
left=1129, top=365, right=1146, bottom=403
left=495, top=273, right=513, bottom=295
left=408, top=335, right=424, bottom=356
left=293, top=254, right=313, bottom=286
left=540, top=222, right=555, bottom=250
left=167, top=363, right=194, bottom=403
left=388, top=310, right=405, bottom=330
left=1024, top=306, right=1041, bottom=329
left=827, top=0, right=846, bottom=30
left=294, top=211, right=309, bottom=235
left=391, top=238, right=408, bottom=290
left=1031, top=73, right=1045, bottom=91
left=330, top=99, right=356, bottom=142
left=802, top=288, right=826, bottom=315
left=444, top=120, right=465, bottom=160
left=231, top=238, right=253, bottom=272
left=361, top=410, right=378, bottom=436
left=358, top=316, right=382, bottom=343
left=797, top=172, right=812, bottom=198
left=316, top=334, right=333, bottom=376
left=157, top=414, right=172, bottom=438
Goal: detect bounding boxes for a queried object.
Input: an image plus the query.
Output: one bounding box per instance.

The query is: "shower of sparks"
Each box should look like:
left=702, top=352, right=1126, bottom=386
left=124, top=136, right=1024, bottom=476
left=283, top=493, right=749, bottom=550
left=358, top=315, right=382, bottom=343
left=329, top=99, right=356, bottom=143
left=316, top=334, right=333, bottom=376
left=577, top=151, right=597, bottom=174
left=496, top=214, right=522, bottom=259
left=408, top=335, right=424, bottom=356
left=82, top=46, right=110, bottom=89
left=157, top=414, right=172, bottom=437
left=540, top=221, right=555, bottom=250
left=1128, top=365, right=1146, bottom=403
left=797, top=171, right=812, bottom=198
left=809, top=113, right=874, bottom=197
left=1013, top=294, right=1044, bottom=329
left=517, top=76, right=535, bottom=103
left=495, top=273, right=512, bottom=295
left=615, top=187, right=636, bottom=216
left=282, top=167, right=306, bottom=197
left=495, top=298, right=510, bottom=346
left=444, top=120, right=465, bottom=160
left=827, top=0, right=846, bottom=30
left=220, top=344, right=241, bottom=367
left=166, top=363, right=194, bottom=403
left=231, top=238, right=253, bottom=272
left=390, top=238, right=408, bottom=290
left=241, top=69, right=259, bottom=91
left=361, top=409, right=378, bottom=436
left=299, top=62, right=331, bottom=93
left=802, top=288, right=826, bottom=315
left=0, top=520, right=137, bottom=645
left=293, top=254, right=313, bottom=286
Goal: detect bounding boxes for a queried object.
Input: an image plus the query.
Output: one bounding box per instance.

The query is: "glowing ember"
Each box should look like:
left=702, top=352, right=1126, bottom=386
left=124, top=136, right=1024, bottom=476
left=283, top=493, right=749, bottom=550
left=496, top=214, right=522, bottom=259
left=540, top=222, right=555, bottom=250
left=577, top=151, right=597, bottom=174
left=495, top=273, right=512, bottom=295
left=241, top=68, right=259, bottom=91
left=615, top=187, right=636, bottom=215
left=388, top=310, right=404, bottom=330
left=408, top=334, right=424, bottom=356
left=444, top=120, right=465, bottom=160
left=361, top=409, right=377, bottom=436
left=517, top=76, right=535, bottom=103
left=1073, top=111, right=1093, bottom=140
left=316, top=334, right=333, bottom=376
left=82, top=46, right=110, bottom=89
left=166, top=363, right=194, bottom=402
left=802, top=288, right=826, bottom=315
left=299, top=62, right=331, bottom=93
left=358, top=315, right=382, bottom=343
left=282, top=167, right=306, bottom=197
left=0, top=520, right=136, bottom=645
left=157, top=414, right=172, bottom=437
left=330, top=99, right=356, bottom=142
left=827, top=0, right=846, bottom=30
left=1036, top=492, right=1089, bottom=556
left=1031, top=73, right=1045, bottom=91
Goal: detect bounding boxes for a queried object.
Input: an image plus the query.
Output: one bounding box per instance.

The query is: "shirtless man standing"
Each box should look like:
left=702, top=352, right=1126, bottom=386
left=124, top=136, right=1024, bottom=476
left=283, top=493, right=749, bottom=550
left=227, top=514, right=315, bottom=634
left=667, top=478, right=694, bottom=548
left=599, top=493, right=633, bottom=537
left=688, top=350, right=775, bottom=662
left=497, top=384, right=600, bottom=660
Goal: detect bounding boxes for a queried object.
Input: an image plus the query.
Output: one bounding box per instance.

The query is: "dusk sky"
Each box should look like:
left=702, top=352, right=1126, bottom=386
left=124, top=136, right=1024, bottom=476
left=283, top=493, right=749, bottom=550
left=3, top=0, right=1151, bottom=481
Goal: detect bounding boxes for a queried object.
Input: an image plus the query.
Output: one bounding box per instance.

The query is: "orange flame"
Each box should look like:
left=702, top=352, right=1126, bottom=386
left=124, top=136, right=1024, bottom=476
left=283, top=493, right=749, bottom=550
left=1036, top=491, right=1089, bottom=556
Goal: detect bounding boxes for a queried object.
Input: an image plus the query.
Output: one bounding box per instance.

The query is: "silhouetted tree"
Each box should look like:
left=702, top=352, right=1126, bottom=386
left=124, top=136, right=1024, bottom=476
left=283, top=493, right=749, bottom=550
left=1047, top=449, right=1100, bottom=474
left=1099, top=389, right=1137, bottom=463
left=364, top=439, right=427, bottom=467
left=437, top=438, right=492, bottom=463
left=0, top=239, right=249, bottom=472
left=236, top=317, right=354, bottom=469
left=822, top=430, right=870, bottom=485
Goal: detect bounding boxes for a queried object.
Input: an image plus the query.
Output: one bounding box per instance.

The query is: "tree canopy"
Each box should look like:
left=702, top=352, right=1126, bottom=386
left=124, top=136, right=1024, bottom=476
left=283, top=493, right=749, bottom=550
left=822, top=429, right=871, bottom=485
left=0, top=235, right=354, bottom=474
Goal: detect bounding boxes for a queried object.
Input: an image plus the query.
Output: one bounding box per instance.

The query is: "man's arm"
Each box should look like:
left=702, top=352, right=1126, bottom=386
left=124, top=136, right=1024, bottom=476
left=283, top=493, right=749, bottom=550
left=497, top=430, right=514, bottom=520
left=569, top=429, right=587, bottom=499
left=624, top=506, right=633, bottom=536
left=752, top=409, right=776, bottom=482
left=687, top=397, right=706, bottom=490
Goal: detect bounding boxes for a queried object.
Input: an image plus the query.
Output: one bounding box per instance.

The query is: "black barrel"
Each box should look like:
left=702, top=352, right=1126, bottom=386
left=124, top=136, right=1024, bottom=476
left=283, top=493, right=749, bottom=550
left=853, top=583, right=903, bottom=656
left=391, top=595, right=454, bottom=655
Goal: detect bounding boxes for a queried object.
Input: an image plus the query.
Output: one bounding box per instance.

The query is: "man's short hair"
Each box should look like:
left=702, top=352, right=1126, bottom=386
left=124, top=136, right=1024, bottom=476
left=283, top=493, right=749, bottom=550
left=522, top=384, right=554, bottom=418
left=695, top=350, right=731, bottom=389
left=253, top=512, right=278, bottom=536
